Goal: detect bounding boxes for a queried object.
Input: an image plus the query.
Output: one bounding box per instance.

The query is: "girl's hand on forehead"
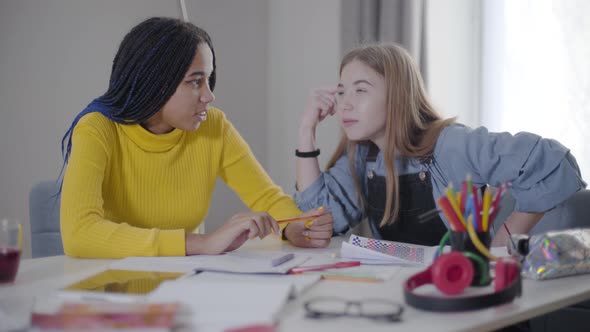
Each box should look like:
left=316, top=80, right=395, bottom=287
left=300, top=87, right=338, bottom=131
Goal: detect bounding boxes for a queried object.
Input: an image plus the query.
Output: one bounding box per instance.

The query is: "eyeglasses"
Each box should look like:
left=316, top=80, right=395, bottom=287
left=304, top=296, right=404, bottom=322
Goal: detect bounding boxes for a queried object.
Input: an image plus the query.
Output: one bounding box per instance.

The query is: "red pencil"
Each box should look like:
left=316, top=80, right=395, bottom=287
left=437, top=196, right=466, bottom=231
left=460, top=181, right=468, bottom=213
left=489, top=184, right=505, bottom=222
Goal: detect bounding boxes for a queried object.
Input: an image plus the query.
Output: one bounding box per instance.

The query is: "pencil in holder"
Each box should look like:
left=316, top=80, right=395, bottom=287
left=450, top=231, right=491, bottom=287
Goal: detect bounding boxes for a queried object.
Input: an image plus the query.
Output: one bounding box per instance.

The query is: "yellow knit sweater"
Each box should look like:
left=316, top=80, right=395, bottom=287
left=61, top=107, right=301, bottom=258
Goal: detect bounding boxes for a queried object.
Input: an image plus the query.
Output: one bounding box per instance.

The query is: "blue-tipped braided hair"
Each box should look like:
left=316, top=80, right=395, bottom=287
left=59, top=17, right=216, bottom=188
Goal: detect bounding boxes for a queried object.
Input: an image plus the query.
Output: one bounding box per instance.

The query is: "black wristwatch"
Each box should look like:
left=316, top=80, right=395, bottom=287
left=295, top=149, right=320, bottom=158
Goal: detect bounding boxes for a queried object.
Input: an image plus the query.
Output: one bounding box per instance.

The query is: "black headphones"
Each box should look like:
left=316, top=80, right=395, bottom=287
left=403, top=251, right=522, bottom=312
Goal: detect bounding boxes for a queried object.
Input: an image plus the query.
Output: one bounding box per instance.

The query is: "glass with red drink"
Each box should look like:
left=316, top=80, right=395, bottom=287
left=0, top=218, right=22, bottom=283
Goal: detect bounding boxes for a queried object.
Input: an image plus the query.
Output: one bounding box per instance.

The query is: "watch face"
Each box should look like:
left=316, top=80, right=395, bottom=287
left=63, top=269, right=185, bottom=295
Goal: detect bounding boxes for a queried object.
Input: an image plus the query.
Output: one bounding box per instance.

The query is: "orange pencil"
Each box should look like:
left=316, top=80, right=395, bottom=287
left=289, top=261, right=361, bottom=274
left=277, top=213, right=326, bottom=224
left=481, top=187, right=492, bottom=231
left=321, top=275, right=382, bottom=283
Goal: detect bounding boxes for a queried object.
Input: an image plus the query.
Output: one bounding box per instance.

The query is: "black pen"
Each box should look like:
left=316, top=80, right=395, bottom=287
left=417, top=208, right=441, bottom=223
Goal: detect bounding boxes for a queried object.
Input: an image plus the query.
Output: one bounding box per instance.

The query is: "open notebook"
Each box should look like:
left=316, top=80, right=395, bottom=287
left=38, top=251, right=318, bottom=332
left=147, top=276, right=312, bottom=332
left=109, top=250, right=309, bottom=274
left=341, top=235, right=437, bottom=266
left=341, top=234, right=510, bottom=266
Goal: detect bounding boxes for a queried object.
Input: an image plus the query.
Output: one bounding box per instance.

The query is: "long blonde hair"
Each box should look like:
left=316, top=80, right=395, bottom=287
left=326, top=43, right=455, bottom=227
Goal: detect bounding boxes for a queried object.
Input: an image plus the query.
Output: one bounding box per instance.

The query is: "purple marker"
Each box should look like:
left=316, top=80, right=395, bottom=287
left=271, top=253, right=295, bottom=267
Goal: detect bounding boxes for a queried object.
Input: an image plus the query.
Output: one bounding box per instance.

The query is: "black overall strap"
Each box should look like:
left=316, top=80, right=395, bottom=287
left=364, top=145, right=447, bottom=246
left=366, top=143, right=379, bottom=162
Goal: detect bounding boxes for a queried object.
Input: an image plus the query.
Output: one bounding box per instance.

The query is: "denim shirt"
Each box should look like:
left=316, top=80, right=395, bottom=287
left=294, top=124, right=587, bottom=234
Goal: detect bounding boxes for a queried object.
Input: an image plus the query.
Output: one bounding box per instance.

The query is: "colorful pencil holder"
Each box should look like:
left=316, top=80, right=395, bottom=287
left=450, top=231, right=491, bottom=286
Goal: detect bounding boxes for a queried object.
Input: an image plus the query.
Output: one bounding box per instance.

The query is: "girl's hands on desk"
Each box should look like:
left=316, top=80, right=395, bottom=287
left=284, top=207, right=333, bottom=248
left=185, top=212, right=280, bottom=255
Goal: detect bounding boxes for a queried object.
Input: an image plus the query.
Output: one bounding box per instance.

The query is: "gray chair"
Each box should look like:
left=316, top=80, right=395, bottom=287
left=492, top=189, right=590, bottom=332
left=29, top=180, right=63, bottom=258
left=492, top=189, right=590, bottom=235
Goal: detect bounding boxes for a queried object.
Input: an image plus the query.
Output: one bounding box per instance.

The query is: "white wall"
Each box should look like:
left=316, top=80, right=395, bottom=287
left=184, top=0, right=271, bottom=233
left=0, top=0, right=180, bottom=258
left=0, top=0, right=475, bottom=257
left=0, top=0, right=343, bottom=257
left=267, top=0, right=342, bottom=193
left=191, top=0, right=342, bottom=229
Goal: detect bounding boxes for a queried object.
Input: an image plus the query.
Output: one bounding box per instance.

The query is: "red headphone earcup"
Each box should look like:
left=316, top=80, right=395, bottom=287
left=495, top=259, right=519, bottom=291
left=432, top=252, right=473, bottom=295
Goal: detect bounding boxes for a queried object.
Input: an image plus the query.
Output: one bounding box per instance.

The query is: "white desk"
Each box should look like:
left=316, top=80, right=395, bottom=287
left=2, top=236, right=590, bottom=332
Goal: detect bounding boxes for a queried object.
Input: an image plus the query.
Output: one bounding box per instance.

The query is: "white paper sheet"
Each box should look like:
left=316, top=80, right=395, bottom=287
left=148, top=278, right=293, bottom=332
left=191, top=272, right=320, bottom=297
left=341, top=235, right=511, bottom=266
left=340, top=240, right=433, bottom=266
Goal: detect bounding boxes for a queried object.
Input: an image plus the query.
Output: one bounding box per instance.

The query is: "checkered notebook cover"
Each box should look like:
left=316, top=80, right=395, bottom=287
left=349, top=235, right=426, bottom=264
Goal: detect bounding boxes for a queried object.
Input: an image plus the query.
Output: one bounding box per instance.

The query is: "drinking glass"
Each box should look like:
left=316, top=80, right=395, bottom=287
left=0, top=218, right=22, bottom=283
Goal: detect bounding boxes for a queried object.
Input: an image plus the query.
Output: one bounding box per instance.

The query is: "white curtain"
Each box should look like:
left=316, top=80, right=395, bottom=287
left=481, top=0, right=590, bottom=181
left=341, top=0, right=428, bottom=82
